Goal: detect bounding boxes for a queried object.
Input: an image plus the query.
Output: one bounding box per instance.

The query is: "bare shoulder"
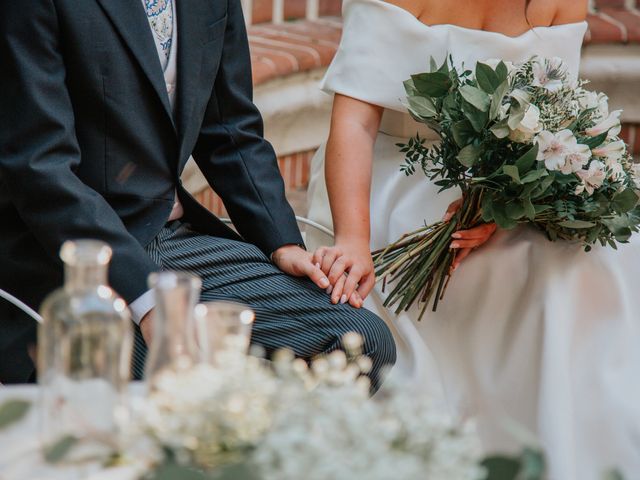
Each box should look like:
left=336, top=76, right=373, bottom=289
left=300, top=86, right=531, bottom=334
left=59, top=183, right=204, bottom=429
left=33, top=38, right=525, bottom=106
left=553, top=0, right=588, bottom=25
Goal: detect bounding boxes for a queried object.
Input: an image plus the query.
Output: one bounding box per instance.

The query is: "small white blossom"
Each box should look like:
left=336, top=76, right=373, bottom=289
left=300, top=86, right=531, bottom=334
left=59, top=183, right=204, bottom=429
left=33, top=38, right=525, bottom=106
left=586, top=110, right=622, bottom=139
left=536, top=129, right=590, bottom=173
left=575, top=160, right=606, bottom=195
left=509, top=103, right=542, bottom=143
left=593, top=139, right=626, bottom=162
left=531, top=57, right=566, bottom=92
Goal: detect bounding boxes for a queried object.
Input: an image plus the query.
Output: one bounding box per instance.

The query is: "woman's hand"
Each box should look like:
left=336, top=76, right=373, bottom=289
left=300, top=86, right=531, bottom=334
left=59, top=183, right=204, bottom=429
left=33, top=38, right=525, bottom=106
left=444, top=198, right=497, bottom=272
left=312, top=242, right=375, bottom=309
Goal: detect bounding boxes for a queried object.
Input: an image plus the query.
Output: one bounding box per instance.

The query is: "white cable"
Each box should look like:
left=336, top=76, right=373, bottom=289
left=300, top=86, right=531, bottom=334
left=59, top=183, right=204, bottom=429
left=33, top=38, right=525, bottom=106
left=0, top=289, right=43, bottom=323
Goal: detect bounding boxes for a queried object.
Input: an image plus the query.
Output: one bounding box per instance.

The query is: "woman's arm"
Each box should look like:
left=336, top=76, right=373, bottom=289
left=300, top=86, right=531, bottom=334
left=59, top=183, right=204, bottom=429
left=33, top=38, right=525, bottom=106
left=312, top=94, right=383, bottom=307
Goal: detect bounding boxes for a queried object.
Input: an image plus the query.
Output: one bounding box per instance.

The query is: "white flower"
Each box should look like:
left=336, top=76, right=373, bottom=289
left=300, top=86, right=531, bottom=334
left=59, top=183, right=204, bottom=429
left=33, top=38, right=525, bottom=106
left=509, top=103, right=542, bottom=143
left=562, top=144, right=592, bottom=174
left=632, top=163, right=640, bottom=189
left=577, top=90, right=610, bottom=121
left=575, top=160, right=606, bottom=195
left=586, top=110, right=622, bottom=138
left=531, top=57, right=566, bottom=92
left=536, top=129, right=590, bottom=172
left=593, top=139, right=626, bottom=162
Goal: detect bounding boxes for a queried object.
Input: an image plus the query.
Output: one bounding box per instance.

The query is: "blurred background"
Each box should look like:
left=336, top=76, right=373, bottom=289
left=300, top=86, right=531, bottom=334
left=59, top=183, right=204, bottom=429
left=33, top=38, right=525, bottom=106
left=183, top=0, right=640, bottom=221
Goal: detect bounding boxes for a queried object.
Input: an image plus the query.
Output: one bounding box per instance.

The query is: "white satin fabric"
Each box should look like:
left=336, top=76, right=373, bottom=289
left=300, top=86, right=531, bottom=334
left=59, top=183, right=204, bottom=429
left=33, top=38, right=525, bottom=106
left=306, top=1, right=640, bottom=478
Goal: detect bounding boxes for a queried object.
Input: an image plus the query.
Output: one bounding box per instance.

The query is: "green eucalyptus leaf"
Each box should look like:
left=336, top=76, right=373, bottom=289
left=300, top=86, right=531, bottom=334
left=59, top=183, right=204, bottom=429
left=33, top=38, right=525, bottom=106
left=411, top=72, right=452, bottom=97
left=460, top=85, right=491, bottom=112
left=520, top=448, right=546, bottom=479
left=496, top=61, right=509, bottom=82
left=476, top=62, right=500, bottom=93
left=462, top=101, right=489, bottom=132
left=214, top=463, right=262, bottom=480
left=521, top=169, right=548, bottom=184
left=403, top=78, right=418, bottom=96
left=602, top=468, right=626, bottom=480
left=481, top=455, right=521, bottom=480
left=451, top=120, right=476, bottom=147
left=489, top=80, right=511, bottom=120
left=515, top=145, right=539, bottom=174
left=581, top=131, right=608, bottom=150
left=0, top=399, right=31, bottom=429
left=507, top=106, right=526, bottom=130
left=503, top=165, right=521, bottom=184
left=558, top=220, right=596, bottom=229
left=407, top=95, right=438, bottom=118
left=457, top=143, right=482, bottom=167
left=492, top=203, right=518, bottom=229
left=44, top=435, right=79, bottom=464
left=612, top=188, right=639, bottom=214
left=506, top=201, right=525, bottom=219
left=490, top=120, right=510, bottom=139
left=534, top=204, right=552, bottom=214
left=523, top=198, right=536, bottom=221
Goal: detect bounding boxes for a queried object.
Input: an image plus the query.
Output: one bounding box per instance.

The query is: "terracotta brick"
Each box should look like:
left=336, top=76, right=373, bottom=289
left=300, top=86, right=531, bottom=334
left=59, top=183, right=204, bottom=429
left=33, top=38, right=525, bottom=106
left=599, top=8, right=640, bottom=42
left=586, top=13, right=628, bottom=43
left=594, top=0, right=627, bottom=8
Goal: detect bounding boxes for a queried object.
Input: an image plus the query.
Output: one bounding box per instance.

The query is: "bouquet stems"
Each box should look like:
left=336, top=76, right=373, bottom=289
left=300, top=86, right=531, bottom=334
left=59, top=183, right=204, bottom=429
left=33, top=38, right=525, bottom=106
left=372, top=188, right=485, bottom=320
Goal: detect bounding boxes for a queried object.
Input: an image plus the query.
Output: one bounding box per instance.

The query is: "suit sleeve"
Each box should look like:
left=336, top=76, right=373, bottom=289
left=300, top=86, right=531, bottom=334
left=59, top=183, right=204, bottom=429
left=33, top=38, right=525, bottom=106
left=0, top=0, right=159, bottom=305
left=192, top=0, right=304, bottom=256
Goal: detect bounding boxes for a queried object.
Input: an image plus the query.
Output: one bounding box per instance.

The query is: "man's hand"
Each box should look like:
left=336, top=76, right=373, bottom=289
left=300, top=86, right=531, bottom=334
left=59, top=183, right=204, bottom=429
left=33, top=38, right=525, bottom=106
left=139, top=310, right=154, bottom=346
left=271, top=245, right=331, bottom=291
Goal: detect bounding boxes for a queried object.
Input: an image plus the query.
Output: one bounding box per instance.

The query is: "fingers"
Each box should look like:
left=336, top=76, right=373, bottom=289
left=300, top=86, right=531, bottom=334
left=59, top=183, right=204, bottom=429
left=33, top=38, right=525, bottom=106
left=450, top=238, right=489, bottom=249
left=342, top=267, right=364, bottom=306
left=312, top=247, right=327, bottom=269
left=443, top=198, right=463, bottom=222
left=452, top=223, right=497, bottom=240
left=321, top=247, right=342, bottom=275
left=328, top=256, right=351, bottom=285
left=331, top=274, right=347, bottom=304
left=356, top=274, right=376, bottom=300
left=303, top=261, right=331, bottom=290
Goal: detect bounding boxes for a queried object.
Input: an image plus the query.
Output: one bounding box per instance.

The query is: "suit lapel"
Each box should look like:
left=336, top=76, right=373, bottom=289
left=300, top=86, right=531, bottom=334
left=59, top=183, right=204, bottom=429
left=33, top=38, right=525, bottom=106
left=175, top=0, right=211, bottom=154
left=96, top=0, right=176, bottom=129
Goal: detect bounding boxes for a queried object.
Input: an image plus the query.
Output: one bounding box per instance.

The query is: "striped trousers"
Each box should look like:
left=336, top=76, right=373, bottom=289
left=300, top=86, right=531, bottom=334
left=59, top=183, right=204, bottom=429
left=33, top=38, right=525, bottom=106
left=132, top=221, right=396, bottom=391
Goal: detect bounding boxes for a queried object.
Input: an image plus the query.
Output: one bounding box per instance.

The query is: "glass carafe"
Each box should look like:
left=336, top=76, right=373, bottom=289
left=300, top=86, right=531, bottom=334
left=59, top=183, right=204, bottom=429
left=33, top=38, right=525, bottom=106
left=38, top=240, right=133, bottom=456
left=144, top=271, right=201, bottom=388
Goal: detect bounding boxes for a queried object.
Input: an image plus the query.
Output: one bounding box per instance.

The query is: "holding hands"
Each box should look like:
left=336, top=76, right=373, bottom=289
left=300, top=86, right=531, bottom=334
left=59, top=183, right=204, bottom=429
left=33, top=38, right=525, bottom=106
left=311, top=199, right=497, bottom=308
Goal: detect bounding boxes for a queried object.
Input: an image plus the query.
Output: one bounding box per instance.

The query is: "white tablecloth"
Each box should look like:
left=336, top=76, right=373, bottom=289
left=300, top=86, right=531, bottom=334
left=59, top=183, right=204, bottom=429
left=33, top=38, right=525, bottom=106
left=0, top=384, right=148, bottom=480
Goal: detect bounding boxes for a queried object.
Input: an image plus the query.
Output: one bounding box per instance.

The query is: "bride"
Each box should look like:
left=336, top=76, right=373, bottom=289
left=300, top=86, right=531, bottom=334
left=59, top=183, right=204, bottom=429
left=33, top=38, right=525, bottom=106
left=306, top=0, right=640, bottom=477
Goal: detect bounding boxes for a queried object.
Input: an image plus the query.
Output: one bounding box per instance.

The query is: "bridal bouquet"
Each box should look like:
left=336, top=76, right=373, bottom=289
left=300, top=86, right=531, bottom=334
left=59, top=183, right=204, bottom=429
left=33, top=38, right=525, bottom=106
left=373, top=55, right=640, bottom=318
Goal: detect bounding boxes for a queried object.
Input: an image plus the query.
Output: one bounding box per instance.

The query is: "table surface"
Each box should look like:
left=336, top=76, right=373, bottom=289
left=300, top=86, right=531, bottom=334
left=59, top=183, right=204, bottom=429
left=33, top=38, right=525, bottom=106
left=0, top=384, right=148, bottom=480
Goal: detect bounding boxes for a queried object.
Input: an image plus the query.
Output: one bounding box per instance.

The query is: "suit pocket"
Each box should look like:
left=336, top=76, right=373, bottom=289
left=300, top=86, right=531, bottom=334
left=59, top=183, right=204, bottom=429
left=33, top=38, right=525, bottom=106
left=203, top=16, right=227, bottom=45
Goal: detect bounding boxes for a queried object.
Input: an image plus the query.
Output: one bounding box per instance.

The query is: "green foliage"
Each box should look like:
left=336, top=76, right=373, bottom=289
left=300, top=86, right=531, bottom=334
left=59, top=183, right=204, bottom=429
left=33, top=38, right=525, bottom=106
left=0, top=399, right=30, bottom=429
left=44, top=435, right=79, bottom=464
left=482, top=448, right=546, bottom=480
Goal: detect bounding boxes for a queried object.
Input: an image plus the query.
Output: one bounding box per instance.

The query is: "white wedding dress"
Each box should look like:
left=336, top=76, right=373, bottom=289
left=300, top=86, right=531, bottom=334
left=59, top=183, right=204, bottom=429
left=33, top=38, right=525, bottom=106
left=306, top=0, right=640, bottom=478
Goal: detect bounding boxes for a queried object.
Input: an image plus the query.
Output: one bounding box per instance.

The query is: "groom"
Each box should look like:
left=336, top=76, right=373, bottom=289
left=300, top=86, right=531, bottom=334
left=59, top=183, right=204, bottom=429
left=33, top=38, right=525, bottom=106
left=0, top=0, right=395, bottom=387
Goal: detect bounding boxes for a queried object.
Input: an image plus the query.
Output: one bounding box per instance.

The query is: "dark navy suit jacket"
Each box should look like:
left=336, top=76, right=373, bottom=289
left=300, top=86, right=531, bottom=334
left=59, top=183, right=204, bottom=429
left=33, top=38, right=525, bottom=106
left=0, top=0, right=303, bottom=382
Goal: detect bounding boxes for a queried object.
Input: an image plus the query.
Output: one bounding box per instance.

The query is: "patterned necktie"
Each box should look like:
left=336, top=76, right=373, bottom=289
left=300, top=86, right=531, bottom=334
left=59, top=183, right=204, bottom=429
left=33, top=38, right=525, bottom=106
left=143, top=0, right=174, bottom=69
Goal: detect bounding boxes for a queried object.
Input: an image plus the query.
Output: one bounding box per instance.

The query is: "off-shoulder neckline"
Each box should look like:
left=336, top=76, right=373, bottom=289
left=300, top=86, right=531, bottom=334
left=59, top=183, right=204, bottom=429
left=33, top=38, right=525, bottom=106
left=358, top=0, right=588, bottom=40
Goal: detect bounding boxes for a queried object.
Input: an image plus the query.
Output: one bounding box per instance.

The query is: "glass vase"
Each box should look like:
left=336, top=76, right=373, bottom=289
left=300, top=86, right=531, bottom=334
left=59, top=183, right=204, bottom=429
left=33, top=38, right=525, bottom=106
left=38, top=240, right=133, bottom=458
left=144, top=271, right=201, bottom=388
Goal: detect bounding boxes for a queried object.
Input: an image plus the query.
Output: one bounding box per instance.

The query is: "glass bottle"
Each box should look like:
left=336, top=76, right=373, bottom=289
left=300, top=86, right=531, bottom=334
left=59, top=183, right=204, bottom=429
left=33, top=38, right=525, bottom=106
left=38, top=240, right=133, bottom=455
left=144, top=271, right=201, bottom=388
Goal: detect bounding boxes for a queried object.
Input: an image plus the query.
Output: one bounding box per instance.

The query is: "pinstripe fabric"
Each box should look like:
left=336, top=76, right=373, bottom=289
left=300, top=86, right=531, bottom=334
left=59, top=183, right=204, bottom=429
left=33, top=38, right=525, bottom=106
left=132, top=221, right=396, bottom=391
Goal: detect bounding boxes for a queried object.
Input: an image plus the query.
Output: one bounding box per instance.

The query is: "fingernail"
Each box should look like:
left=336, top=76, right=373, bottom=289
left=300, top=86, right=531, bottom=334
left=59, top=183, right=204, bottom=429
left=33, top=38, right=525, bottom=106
left=315, top=262, right=321, bottom=269
left=451, top=242, right=459, bottom=249
left=443, top=214, right=451, bottom=222
left=340, top=295, right=348, bottom=304
left=319, top=277, right=330, bottom=288
left=451, top=233, right=461, bottom=239
left=326, top=285, right=333, bottom=294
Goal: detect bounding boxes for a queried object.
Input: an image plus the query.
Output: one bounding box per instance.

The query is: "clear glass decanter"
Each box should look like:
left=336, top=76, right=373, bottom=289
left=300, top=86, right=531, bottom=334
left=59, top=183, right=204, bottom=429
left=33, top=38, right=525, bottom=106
left=144, top=271, right=201, bottom=388
left=38, top=240, right=133, bottom=453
